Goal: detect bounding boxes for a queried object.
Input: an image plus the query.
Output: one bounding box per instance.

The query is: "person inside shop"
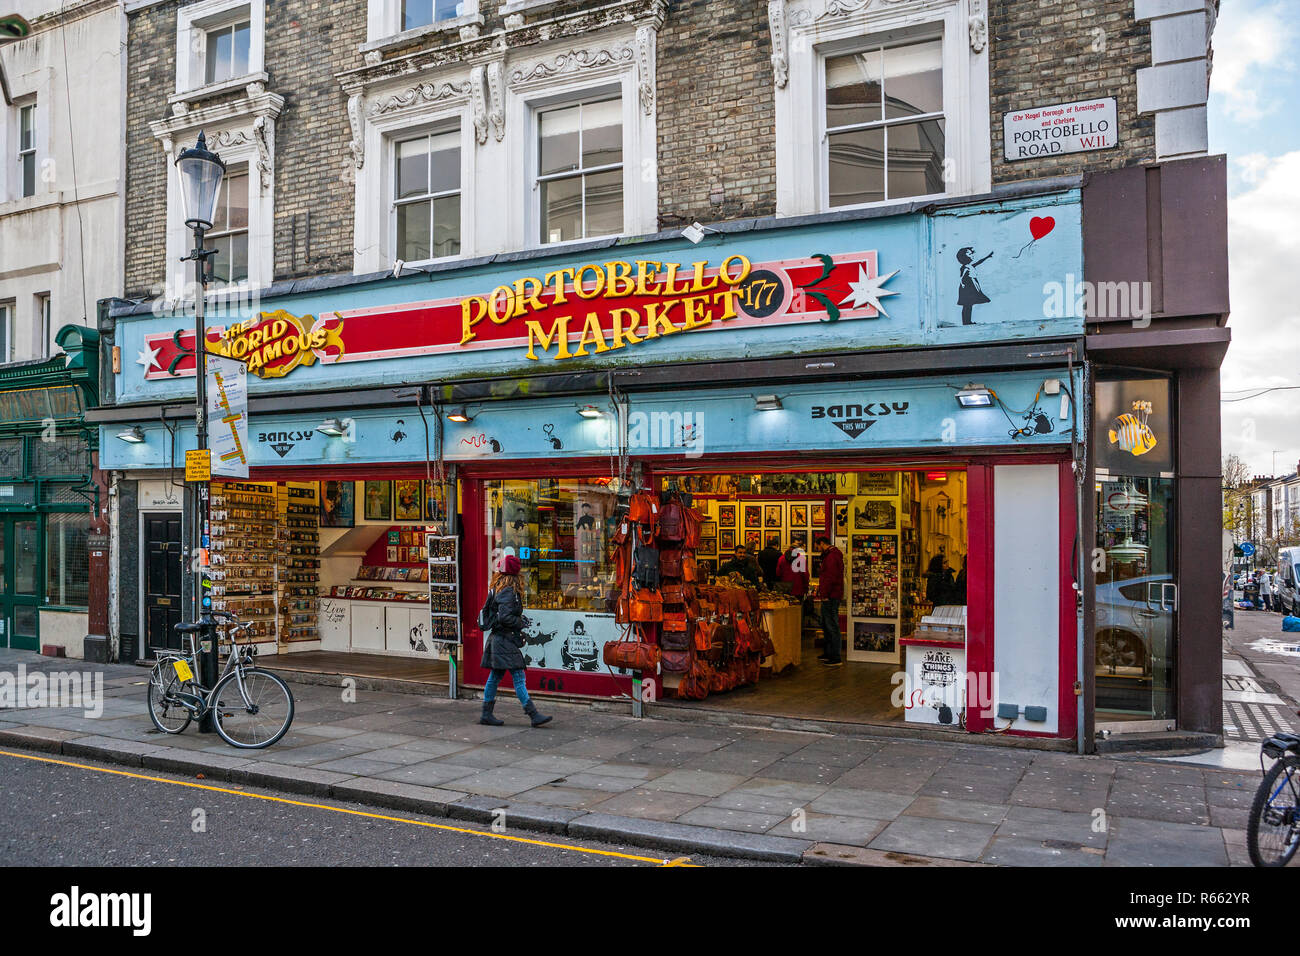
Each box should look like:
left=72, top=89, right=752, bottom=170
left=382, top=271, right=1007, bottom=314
left=925, top=553, right=956, bottom=606
left=814, top=535, right=845, bottom=667
left=478, top=554, right=552, bottom=728
left=950, top=553, right=968, bottom=605
left=576, top=502, right=596, bottom=530
left=758, top=535, right=782, bottom=586
left=776, top=537, right=811, bottom=606
left=719, top=544, right=760, bottom=585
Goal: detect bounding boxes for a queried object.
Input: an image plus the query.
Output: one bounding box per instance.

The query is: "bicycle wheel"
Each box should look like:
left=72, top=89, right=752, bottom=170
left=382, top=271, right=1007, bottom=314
left=211, top=668, right=294, bottom=749
left=147, top=662, right=192, bottom=735
left=1247, top=754, right=1300, bottom=867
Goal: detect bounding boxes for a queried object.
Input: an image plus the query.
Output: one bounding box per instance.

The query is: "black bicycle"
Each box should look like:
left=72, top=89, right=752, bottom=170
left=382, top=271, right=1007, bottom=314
left=147, top=611, right=295, bottom=749
left=1247, top=727, right=1300, bottom=867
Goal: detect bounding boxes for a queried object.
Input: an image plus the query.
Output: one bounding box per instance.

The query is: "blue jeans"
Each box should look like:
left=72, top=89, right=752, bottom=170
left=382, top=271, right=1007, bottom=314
left=484, top=668, right=531, bottom=708
left=820, top=598, right=842, bottom=662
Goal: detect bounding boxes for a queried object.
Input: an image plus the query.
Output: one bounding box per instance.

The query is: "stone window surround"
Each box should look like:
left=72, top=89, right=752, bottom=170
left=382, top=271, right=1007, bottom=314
left=352, top=82, right=477, bottom=274
left=174, top=0, right=267, bottom=97
left=346, top=16, right=659, bottom=271
left=510, top=65, right=656, bottom=253
left=151, top=86, right=282, bottom=298
left=769, top=0, right=991, bottom=218
left=363, top=0, right=485, bottom=52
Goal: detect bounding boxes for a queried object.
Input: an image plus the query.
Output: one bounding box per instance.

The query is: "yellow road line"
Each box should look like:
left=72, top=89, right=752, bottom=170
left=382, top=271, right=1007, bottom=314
left=0, top=748, right=698, bottom=867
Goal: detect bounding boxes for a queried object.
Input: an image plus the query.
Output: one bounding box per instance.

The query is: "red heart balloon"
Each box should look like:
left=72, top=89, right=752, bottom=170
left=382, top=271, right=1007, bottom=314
left=1029, top=216, right=1055, bottom=241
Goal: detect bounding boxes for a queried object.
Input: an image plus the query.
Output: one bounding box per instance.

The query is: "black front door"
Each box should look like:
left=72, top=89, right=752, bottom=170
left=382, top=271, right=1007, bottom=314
left=144, top=514, right=183, bottom=655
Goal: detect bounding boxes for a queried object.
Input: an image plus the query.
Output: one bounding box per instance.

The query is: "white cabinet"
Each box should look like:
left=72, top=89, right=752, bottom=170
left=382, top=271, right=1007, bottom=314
left=318, top=598, right=351, bottom=651
left=350, top=603, right=386, bottom=651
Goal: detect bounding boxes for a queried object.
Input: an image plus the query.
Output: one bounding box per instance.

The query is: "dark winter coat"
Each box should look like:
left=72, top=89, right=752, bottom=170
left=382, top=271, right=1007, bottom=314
left=480, top=585, right=529, bottom=672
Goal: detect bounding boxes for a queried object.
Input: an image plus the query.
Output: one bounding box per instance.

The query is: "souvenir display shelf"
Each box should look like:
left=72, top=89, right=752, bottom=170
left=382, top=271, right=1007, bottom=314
left=427, top=534, right=461, bottom=644
left=278, top=484, right=320, bottom=643
left=208, top=482, right=278, bottom=642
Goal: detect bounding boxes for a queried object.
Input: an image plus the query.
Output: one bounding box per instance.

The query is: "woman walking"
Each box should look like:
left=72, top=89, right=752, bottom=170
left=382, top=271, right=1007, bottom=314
left=479, top=555, right=551, bottom=727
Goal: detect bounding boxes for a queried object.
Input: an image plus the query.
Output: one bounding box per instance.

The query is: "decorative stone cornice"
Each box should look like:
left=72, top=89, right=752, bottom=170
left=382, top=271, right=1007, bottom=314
left=635, top=24, right=656, bottom=115
left=346, top=92, right=366, bottom=168
left=967, top=0, right=987, bottom=52
left=768, top=0, right=789, bottom=89
left=507, top=45, right=635, bottom=87
left=150, top=87, right=284, bottom=194
left=486, top=61, right=506, bottom=141
left=368, top=78, right=474, bottom=117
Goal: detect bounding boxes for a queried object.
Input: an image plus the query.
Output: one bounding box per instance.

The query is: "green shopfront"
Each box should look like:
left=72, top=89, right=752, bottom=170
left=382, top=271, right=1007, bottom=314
left=0, top=327, right=104, bottom=653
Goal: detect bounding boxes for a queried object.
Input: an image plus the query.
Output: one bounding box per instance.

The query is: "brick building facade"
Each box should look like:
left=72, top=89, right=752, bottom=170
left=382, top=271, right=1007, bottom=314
left=101, top=0, right=1228, bottom=750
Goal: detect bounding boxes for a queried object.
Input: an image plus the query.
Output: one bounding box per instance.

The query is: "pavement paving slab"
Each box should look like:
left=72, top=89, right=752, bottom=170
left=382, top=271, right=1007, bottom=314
left=869, top=815, right=997, bottom=862
left=1103, top=816, right=1231, bottom=867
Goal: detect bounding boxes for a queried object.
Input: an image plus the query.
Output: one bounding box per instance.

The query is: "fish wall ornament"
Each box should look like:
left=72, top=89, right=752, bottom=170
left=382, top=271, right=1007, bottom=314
left=1108, top=400, right=1158, bottom=457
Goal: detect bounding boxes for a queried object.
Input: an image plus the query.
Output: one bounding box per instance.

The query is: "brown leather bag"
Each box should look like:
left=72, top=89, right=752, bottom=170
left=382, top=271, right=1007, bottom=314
left=628, top=490, right=659, bottom=527
left=660, top=627, right=691, bottom=652
left=603, top=634, right=661, bottom=671
left=682, top=554, right=698, bottom=583
left=661, top=649, right=691, bottom=673
left=677, top=658, right=712, bottom=700
left=661, top=584, right=685, bottom=605
left=694, top=618, right=719, bottom=653
left=629, top=589, right=662, bottom=623
left=659, top=549, right=683, bottom=579
left=662, top=611, right=687, bottom=632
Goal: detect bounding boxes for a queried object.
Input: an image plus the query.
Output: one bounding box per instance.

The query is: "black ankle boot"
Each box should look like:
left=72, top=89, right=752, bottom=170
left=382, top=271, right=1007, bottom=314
left=479, top=699, right=504, bottom=726
left=524, top=702, right=551, bottom=727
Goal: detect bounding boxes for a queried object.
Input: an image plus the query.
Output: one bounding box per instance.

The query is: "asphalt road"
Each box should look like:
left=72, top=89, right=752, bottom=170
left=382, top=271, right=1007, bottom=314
left=1226, top=595, right=1300, bottom=711
left=0, top=749, right=763, bottom=868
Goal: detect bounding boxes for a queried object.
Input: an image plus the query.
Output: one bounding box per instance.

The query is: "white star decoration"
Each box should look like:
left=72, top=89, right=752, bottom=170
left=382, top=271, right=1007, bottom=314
left=136, top=344, right=161, bottom=371
left=840, top=264, right=900, bottom=316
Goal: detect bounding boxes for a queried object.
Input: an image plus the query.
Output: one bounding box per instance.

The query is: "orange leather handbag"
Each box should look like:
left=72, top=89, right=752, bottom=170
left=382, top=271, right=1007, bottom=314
left=629, top=589, right=663, bottom=623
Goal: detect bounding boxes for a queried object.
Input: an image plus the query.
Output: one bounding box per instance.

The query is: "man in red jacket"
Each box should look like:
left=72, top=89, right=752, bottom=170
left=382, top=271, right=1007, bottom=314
left=815, top=535, right=845, bottom=666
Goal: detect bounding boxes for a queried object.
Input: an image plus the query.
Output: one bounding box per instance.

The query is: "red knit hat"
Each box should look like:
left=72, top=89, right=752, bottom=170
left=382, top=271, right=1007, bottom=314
left=502, top=555, right=521, bottom=576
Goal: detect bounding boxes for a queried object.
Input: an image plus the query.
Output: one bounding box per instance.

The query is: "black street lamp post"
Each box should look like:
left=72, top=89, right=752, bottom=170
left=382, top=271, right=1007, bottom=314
left=176, top=131, right=226, bottom=731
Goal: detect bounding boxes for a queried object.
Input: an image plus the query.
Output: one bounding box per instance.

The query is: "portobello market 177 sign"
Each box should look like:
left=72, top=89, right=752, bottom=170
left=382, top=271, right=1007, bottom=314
left=141, top=251, right=899, bottom=380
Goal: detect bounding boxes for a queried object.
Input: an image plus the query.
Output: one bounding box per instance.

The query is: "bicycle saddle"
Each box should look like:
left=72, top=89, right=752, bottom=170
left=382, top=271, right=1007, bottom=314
left=174, top=621, right=207, bottom=633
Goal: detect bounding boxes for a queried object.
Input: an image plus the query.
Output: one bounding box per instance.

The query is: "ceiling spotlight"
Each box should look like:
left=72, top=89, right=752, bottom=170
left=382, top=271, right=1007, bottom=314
left=316, top=418, right=347, bottom=437
left=447, top=406, right=473, bottom=423
left=955, top=384, right=993, bottom=408
left=754, top=394, right=783, bottom=411
left=116, top=426, right=145, bottom=443
left=576, top=404, right=603, bottom=419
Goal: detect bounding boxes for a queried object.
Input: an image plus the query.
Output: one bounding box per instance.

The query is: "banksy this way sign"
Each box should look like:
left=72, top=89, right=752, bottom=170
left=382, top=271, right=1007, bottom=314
left=1003, top=96, right=1117, bottom=161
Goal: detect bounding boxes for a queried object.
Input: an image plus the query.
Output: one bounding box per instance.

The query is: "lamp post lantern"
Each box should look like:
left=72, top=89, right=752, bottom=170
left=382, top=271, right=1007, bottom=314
left=176, top=131, right=225, bottom=731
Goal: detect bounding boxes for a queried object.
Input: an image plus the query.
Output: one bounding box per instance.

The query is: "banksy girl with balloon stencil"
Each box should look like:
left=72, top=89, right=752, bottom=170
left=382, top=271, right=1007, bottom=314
left=956, top=246, right=995, bottom=325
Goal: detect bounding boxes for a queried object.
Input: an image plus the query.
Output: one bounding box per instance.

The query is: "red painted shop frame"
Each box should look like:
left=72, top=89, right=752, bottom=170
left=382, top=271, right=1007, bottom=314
left=249, top=447, right=1078, bottom=740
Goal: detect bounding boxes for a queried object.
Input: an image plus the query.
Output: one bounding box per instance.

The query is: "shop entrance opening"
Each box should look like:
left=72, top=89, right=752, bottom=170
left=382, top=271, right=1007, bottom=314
left=653, top=469, right=970, bottom=727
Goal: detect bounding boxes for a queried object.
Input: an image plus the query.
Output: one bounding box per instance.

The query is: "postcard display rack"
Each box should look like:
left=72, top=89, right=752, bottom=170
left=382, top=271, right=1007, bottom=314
left=209, top=481, right=321, bottom=645
left=278, top=485, right=320, bottom=643
left=846, top=473, right=917, bottom=664
left=427, top=534, right=462, bottom=698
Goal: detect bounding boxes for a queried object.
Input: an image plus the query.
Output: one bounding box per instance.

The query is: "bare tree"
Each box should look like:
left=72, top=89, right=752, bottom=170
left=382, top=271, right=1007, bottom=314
left=1223, top=453, right=1250, bottom=489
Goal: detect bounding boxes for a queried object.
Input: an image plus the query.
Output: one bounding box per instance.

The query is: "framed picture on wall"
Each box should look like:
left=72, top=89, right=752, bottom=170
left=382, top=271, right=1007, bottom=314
left=423, top=480, right=445, bottom=522
left=394, top=480, right=422, bottom=521
left=701, top=520, right=717, bottom=538
left=789, top=504, right=808, bottom=526
left=743, top=505, right=761, bottom=529
left=698, top=535, right=717, bottom=557
left=764, top=503, right=783, bottom=527
left=364, top=481, right=392, bottom=521
left=718, top=504, right=736, bottom=527
left=720, top=529, right=736, bottom=551
left=320, top=481, right=355, bottom=527
left=812, top=503, right=827, bottom=528
left=854, top=499, right=897, bottom=531
left=859, top=471, right=899, bottom=496
left=744, top=530, right=761, bottom=550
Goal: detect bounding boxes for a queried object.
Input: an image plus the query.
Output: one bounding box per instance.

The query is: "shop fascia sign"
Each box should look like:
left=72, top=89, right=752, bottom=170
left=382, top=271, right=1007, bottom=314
left=139, top=250, right=899, bottom=380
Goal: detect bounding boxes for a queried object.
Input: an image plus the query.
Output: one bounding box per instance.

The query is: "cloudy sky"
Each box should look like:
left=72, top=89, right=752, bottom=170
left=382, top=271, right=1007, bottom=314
left=1212, top=0, right=1300, bottom=478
